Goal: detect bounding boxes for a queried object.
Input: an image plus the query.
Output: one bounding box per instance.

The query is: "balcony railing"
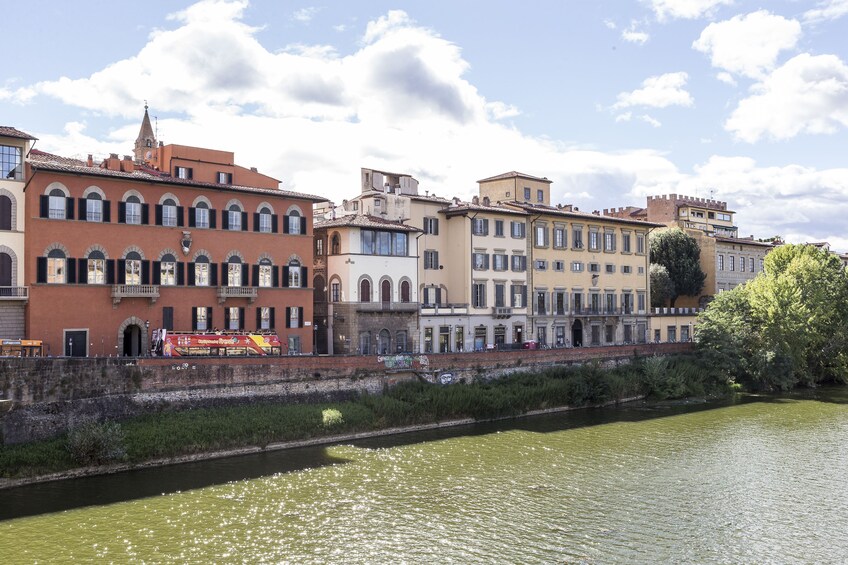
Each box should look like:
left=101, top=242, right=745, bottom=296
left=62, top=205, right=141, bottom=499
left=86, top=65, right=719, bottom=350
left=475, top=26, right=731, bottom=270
left=492, top=306, right=512, bottom=318
left=111, top=284, right=159, bottom=305
left=420, top=303, right=469, bottom=316
left=0, top=286, right=28, bottom=301
left=217, top=286, right=258, bottom=304
left=356, top=301, right=420, bottom=313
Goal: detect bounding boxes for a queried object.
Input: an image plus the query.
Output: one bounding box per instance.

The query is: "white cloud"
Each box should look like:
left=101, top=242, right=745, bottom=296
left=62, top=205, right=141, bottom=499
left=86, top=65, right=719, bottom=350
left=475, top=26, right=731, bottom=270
left=615, top=112, right=633, bottom=122
left=716, top=71, right=736, bottom=86
left=604, top=19, right=617, bottom=30
left=362, top=10, right=415, bottom=45
left=333, top=24, right=347, bottom=32
left=803, top=0, right=848, bottom=23
left=622, top=29, right=650, bottom=45
left=640, top=114, right=662, bottom=127
left=292, top=7, right=320, bottom=23
left=612, top=72, right=694, bottom=109
left=486, top=101, right=521, bottom=119
left=650, top=0, right=734, bottom=21
left=725, top=53, right=848, bottom=142
left=692, top=11, right=801, bottom=79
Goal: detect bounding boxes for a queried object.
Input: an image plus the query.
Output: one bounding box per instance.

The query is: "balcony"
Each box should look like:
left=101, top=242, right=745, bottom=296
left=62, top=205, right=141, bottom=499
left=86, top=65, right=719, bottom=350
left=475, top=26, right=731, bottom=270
left=420, top=303, right=469, bottom=316
left=217, top=286, right=258, bottom=304
left=571, top=307, right=634, bottom=316
left=356, top=301, right=420, bottom=313
left=0, top=286, right=28, bottom=302
left=111, top=284, right=159, bottom=306
left=492, top=306, right=512, bottom=319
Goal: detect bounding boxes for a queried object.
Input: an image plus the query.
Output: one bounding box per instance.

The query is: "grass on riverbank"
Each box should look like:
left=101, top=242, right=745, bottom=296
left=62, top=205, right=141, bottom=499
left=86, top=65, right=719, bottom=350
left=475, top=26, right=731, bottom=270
left=0, top=354, right=726, bottom=479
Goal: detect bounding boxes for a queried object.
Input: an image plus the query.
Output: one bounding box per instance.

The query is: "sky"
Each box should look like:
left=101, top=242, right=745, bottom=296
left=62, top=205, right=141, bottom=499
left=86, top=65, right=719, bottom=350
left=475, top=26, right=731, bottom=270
left=2, top=0, right=848, bottom=249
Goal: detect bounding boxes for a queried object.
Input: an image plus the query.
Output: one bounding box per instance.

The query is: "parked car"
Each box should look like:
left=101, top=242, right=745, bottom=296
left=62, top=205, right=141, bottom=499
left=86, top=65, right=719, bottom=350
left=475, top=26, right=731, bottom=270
left=522, top=340, right=539, bottom=350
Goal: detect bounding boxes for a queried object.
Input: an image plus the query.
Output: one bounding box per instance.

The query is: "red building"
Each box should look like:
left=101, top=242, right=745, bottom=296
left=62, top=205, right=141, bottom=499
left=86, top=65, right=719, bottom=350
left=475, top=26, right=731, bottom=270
left=23, top=108, right=322, bottom=356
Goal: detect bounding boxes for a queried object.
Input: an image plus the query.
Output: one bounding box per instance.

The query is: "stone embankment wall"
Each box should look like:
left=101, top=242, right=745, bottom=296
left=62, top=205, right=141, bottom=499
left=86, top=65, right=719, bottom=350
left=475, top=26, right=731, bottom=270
left=0, top=343, right=691, bottom=444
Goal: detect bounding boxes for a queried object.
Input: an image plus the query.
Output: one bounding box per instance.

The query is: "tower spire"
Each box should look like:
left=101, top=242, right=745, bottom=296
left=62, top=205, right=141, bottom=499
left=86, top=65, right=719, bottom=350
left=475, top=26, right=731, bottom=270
left=134, top=102, right=157, bottom=165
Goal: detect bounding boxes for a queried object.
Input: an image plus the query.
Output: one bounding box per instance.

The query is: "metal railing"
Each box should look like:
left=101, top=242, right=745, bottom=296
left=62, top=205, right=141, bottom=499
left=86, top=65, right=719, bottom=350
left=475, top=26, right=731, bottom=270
left=0, top=286, right=28, bottom=300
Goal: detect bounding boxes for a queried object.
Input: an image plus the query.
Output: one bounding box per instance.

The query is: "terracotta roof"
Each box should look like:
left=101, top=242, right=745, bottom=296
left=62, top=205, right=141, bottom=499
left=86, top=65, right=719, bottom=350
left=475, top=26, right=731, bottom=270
left=26, top=150, right=325, bottom=202
left=442, top=201, right=529, bottom=217
left=713, top=236, right=777, bottom=248
left=477, top=171, right=552, bottom=184
left=505, top=202, right=664, bottom=227
left=314, top=213, right=421, bottom=232
left=0, top=126, right=37, bottom=140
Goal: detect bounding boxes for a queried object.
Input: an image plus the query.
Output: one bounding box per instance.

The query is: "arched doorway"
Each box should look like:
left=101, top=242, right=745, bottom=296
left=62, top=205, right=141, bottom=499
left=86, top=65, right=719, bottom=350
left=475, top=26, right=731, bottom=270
left=572, top=320, right=583, bottom=347
left=123, top=324, right=143, bottom=356
left=378, top=329, right=391, bottom=355
left=381, top=280, right=391, bottom=306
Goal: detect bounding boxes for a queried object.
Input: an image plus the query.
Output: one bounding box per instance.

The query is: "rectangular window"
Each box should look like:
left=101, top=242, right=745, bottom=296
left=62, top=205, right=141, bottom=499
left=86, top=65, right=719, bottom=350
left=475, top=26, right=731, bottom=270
left=605, top=293, right=615, bottom=313
left=537, top=189, right=544, bottom=203
left=511, top=221, right=525, bottom=238
left=511, top=254, right=526, bottom=272
left=196, top=307, right=208, bottom=331
left=229, top=210, right=242, bottom=231
left=623, top=293, right=633, bottom=314
left=424, top=250, right=439, bottom=270
left=195, top=207, right=209, bottom=229
left=759, top=258, right=764, bottom=272
left=524, top=187, right=531, bottom=200
left=228, top=307, right=241, bottom=330
left=636, top=233, right=646, bottom=254
left=554, top=227, right=566, bottom=248
left=555, top=291, right=567, bottom=315
left=88, top=258, right=105, bottom=284
left=160, top=261, right=176, bottom=286
left=605, top=325, right=614, bottom=344
left=217, top=171, right=232, bottom=184
left=472, top=282, right=487, bottom=308
left=493, top=253, right=508, bottom=271
left=589, top=230, right=600, bottom=251
left=605, top=264, right=615, bottom=274
left=494, top=220, right=504, bottom=237
left=288, top=265, right=301, bottom=288
left=259, top=264, right=273, bottom=287
left=423, top=217, right=439, bottom=235
left=86, top=199, right=103, bottom=222
left=393, top=232, right=408, bottom=256
left=622, top=233, right=631, bottom=253
left=750, top=257, right=755, bottom=272
left=589, top=263, right=600, bottom=273
left=49, top=194, right=66, bottom=219
left=125, top=259, right=142, bottom=285
left=424, top=327, right=433, bottom=353
left=472, top=218, right=489, bottom=236
left=331, top=282, right=340, bottom=302
left=603, top=231, right=615, bottom=252
left=361, top=230, right=374, bottom=254
left=259, top=213, right=272, bottom=233
left=638, top=291, right=646, bottom=312
left=571, top=261, right=584, bottom=272
left=0, top=145, right=23, bottom=180
left=511, top=285, right=526, bottom=308
left=535, top=225, right=548, bottom=247
left=473, top=252, right=489, bottom=271
left=535, top=290, right=547, bottom=314
left=622, top=265, right=632, bottom=274
left=162, top=204, right=177, bottom=227
left=718, top=254, right=725, bottom=271
left=495, top=283, right=506, bottom=308
left=729, top=256, right=735, bottom=271
left=573, top=227, right=584, bottom=250
left=289, top=306, right=299, bottom=328
left=228, top=263, right=242, bottom=287
left=534, top=259, right=547, bottom=271
left=195, top=262, right=210, bottom=286
left=176, top=166, right=193, bottom=179
left=376, top=231, right=391, bottom=255
left=260, top=306, right=272, bottom=330
left=554, top=260, right=565, bottom=272
left=740, top=257, right=746, bottom=272
left=668, top=326, right=677, bottom=342
left=125, top=201, right=141, bottom=225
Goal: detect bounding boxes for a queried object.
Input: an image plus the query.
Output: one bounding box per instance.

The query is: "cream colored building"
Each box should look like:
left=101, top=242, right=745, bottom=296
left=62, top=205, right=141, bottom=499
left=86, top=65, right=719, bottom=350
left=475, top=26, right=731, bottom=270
left=0, top=127, right=35, bottom=338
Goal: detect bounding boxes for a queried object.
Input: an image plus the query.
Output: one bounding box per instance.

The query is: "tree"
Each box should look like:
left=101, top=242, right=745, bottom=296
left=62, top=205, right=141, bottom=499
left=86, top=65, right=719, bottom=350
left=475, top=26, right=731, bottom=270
left=650, top=228, right=706, bottom=307
left=650, top=264, right=674, bottom=308
left=696, top=244, right=848, bottom=391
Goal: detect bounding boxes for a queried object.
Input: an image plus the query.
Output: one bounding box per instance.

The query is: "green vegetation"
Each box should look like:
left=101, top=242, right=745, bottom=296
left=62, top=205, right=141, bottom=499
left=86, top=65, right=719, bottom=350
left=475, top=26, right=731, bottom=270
left=0, top=355, right=729, bottom=479
left=650, top=228, right=707, bottom=307
left=697, top=244, right=848, bottom=391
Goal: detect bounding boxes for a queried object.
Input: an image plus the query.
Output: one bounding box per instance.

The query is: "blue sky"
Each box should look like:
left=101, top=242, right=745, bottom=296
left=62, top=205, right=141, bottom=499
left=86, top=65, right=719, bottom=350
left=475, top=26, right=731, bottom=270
left=3, top=0, right=848, bottom=248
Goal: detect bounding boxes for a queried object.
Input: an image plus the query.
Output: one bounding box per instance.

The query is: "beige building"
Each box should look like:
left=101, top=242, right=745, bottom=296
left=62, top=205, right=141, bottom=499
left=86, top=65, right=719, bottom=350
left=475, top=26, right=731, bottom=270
left=0, top=127, right=36, bottom=338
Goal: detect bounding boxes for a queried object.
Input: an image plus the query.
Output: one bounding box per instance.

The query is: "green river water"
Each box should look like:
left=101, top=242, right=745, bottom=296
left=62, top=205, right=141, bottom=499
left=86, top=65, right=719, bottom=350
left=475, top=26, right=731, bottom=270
left=1, top=388, right=847, bottom=563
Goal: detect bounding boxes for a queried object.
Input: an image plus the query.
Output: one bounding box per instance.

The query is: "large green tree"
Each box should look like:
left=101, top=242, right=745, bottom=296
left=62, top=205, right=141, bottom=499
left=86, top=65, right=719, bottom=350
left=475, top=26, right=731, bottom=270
left=696, top=244, right=848, bottom=390
left=649, top=264, right=674, bottom=308
left=650, top=228, right=706, bottom=307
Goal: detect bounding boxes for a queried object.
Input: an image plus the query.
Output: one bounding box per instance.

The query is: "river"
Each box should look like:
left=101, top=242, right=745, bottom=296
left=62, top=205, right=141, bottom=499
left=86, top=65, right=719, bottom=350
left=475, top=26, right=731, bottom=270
left=2, top=387, right=847, bottom=563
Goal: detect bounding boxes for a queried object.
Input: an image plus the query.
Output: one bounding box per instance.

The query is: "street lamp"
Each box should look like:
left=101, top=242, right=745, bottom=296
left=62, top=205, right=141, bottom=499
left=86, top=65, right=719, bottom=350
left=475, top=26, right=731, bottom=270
left=145, top=320, right=150, bottom=356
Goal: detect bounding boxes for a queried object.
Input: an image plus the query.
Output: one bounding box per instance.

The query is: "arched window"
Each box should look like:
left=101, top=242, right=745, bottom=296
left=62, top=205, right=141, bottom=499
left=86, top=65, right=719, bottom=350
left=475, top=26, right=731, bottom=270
left=125, top=195, right=142, bottom=225
left=228, top=255, right=243, bottom=287
left=194, top=201, right=210, bottom=229
left=360, top=279, right=371, bottom=302
left=288, top=209, right=302, bottom=235
left=228, top=204, right=242, bottom=231
left=0, top=252, right=12, bottom=287
left=194, top=255, right=210, bottom=286
left=259, top=206, right=273, bottom=233
left=49, top=189, right=66, bottom=219
left=162, top=198, right=178, bottom=227
left=125, top=251, right=142, bottom=285
left=258, top=258, right=274, bottom=287
left=86, top=192, right=103, bottom=222
left=87, top=250, right=106, bottom=284
left=381, top=280, right=391, bottom=304
left=400, top=280, right=411, bottom=303
left=331, top=234, right=341, bottom=255
left=160, top=253, right=177, bottom=286
left=0, top=194, right=12, bottom=230
left=287, top=259, right=302, bottom=288
left=47, top=248, right=66, bottom=283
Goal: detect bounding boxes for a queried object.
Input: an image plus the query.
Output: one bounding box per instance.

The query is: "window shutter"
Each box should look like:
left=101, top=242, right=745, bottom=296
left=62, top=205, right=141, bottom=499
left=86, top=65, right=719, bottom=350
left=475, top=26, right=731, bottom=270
left=222, top=211, right=229, bottom=231
left=269, top=307, right=275, bottom=329
left=271, top=214, right=278, bottom=233
left=118, top=201, right=126, bottom=224
left=152, top=261, right=161, bottom=285
left=36, top=257, right=47, bottom=283
left=302, top=266, right=308, bottom=284
left=163, top=307, right=174, bottom=331
left=435, top=287, right=442, bottom=305
left=239, top=307, right=245, bottom=330
left=225, top=308, right=230, bottom=328
left=299, top=307, right=304, bottom=328
left=285, top=307, right=291, bottom=328
left=117, top=260, right=126, bottom=284
left=483, top=219, right=489, bottom=235
left=253, top=212, right=260, bottom=232
left=272, top=266, right=280, bottom=287
left=209, top=209, right=217, bottom=229
left=177, top=206, right=184, bottom=227
left=106, top=260, right=116, bottom=284
left=142, top=261, right=150, bottom=285
left=282, top=215, right=290, bottom=234
left=242, top=211, right=248, bottom=231
left=241, top=266, right=249, bottom=287
left=77, top=259, right=88, bottom=284
left=282, top=266, right=289, bottom=287
left=256, top=307, right=262, bottom=330
left=191, top=307, right=198, bottom=331
left=300, top=217, right=307, bottom=234
left=103, top=201, right=111, bottom=223
left=252, top=264, right=259, bottom=286
left=155, top=204, right=163, bottom=226
left=188, top=207, right=196, bottom=228
left=65, top=198, right=75, bottom=220
left=434, top=219, right=439, bottom=235
left=210, top=265, right=218, bottom=286
left=39, top=195, right=49, bottom=219
left=207, top=307, right=213, bottom=330
left=65, top=257, right=76, bottom=283
left=187, top=263, right=196, bottom=286
left=78, top=198, right=87, bottom=221
left=220, top=263, right=228, bottom=286
left=177, top=262, right=185, bottom=286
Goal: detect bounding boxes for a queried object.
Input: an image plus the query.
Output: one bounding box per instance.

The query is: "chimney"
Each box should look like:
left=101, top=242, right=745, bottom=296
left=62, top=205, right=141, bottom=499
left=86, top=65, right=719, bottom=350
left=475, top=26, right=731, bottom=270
left=482, top=196, right=490, bottom=206
left=472, top=196, right=480, bottom=205
left=250, top=167, right=258, bottom=172
left=87, top=154, right=93, bottom=167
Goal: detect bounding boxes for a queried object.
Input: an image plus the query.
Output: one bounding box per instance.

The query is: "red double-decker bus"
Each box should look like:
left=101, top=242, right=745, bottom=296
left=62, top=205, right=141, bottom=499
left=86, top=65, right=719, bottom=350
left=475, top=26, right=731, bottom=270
left=151, top=330, right=282, bottom=357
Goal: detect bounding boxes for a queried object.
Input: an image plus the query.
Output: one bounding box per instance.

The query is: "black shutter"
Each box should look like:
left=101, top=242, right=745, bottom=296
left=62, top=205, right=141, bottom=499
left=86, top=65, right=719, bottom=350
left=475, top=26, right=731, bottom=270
left=77, top=259, right=88, bottom=284
left=436, top=287, right=442, bottom=305
left=269, top=307, right=275, bottom=330
left=152, top=261, right=161, bottom=285
left=187, top=263, right=196, bottom=286
left=271, top=214, right=278, bottom=233
left=106, top=260, right=116, bottom=284
left=220, top=263, right=228, bottom=286
left=239, top=307, right=245, bottom=329
left=241, top=266, right=249, bottom=287
left=241, top=211, right=248, bottom=231
left=252, top=264, right=259, bottom=286
left=282, top=215, right=290, bottom=234
left=298, top=307, right=304, bottom=328
left=272, top=266, right=279, bottom=287
left=66, top=258, right=76, bottom=284
left=285, top=307, right=291, bottom=328
left=253, top=212, right=260, bottom=232
left=103, top=201, right=111, bottom=223
left=78, top=198, right=87, bottom=221
left=209, top=209, right=217, bottom=229
left=224, top=308, right=230, bottom=328
left=207, top=307, right=213, bottom=330
left=142, top=261, right=150, bottom=285
left=255, top=307, right=262, bottom=330
left=177, top=262, right=185, bottom=286
left=118, top=201, right=126, bottom=224
left=155, top=204, right=163, bottom=226
left=36, top=257, right=47, bottom=283
left=434, top=219, right=439, bottom=235
left=282, top=266, right=289, bottom=287
left=222, top=211, right=229, bottom=231
left=302, top=267, right=308, bottom=285
left=39, top=195, right=49, bottom=218
left=65, top=198, right=75, bottom=220
left=300, top=217, right=307, bottom=234
left=163, top=307, right=174, bottom=331
left=176, top=206, right=185, bottom=227
left=191, top=308, right=198, bottom=331
left=210, top=265, right=218, bottom=286
left=188, top=207, right=196, bottom=228
left=117, top=260, right=126, bottom=284
left=141, top=203, right=150, bottom=225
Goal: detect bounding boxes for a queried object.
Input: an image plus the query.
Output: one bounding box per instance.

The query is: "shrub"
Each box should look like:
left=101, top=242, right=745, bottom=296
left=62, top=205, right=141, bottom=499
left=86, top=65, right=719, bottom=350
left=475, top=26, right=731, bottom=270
left=322, top=408, right=344, bottom=429
left=66, top=421, right=127, bottom=466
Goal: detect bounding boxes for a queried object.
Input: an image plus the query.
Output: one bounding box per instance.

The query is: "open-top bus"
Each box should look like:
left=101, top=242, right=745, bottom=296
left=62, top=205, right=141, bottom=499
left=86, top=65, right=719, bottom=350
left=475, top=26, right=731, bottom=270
left=151, top=330, right=282, bottom=357
left=0, top=339, right=44, bottom=357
